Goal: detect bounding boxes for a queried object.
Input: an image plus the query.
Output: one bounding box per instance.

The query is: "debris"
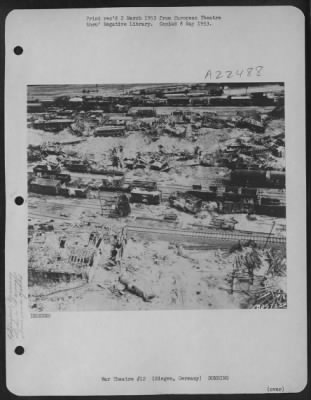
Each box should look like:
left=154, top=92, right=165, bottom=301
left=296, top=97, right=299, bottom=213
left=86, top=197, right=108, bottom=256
left=130, top=188, right=161, bottom=205
left=119, top=275, right=155, bottom=302
left=109, top=194, right=131, bottom=218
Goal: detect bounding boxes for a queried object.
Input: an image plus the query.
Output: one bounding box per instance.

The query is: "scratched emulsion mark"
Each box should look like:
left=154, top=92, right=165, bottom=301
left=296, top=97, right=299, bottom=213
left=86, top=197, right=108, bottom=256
left=6, top=272, right=26, bottom=340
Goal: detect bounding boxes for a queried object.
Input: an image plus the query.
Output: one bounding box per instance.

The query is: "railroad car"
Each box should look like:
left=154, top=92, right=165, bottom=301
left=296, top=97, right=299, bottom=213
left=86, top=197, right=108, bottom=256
left=228, top=96, right=252, bottom=106
left=250, top=92, right=275, bottom=106
left=129, top=180, right=158, bottom=191
left=208, top=96, right=231, bottom=106
left=94, top=126, right=125, bottom=137
left=189, top=97, right=210, bottom=106
left=32, top=118, right=74, bottom=132
left=30, top=178, right=61, bottom=196
left=266, top=171, right=286, bottom=188
left=39, top=172, right=71, bottom=184
left=255, top=204, right=286, bottom=218
left=230, top=169, right=285, bottom=189
left=90, top=166, right=124, bottom=176
left=219, top=199, right=255, bottom=214
left=64, top=159, right=90, bottom=173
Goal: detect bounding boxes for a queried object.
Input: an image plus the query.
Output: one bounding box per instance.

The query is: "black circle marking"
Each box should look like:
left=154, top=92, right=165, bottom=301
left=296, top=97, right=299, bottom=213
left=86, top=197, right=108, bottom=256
left=15, top=196, right=24, bottom=206
left=15, top=346, right=24, bottom=355
left=14, top=46, right=23, bottom=55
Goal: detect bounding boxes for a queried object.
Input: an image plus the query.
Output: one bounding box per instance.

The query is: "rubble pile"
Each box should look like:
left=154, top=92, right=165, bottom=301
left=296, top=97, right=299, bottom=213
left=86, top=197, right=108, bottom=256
left=226, top=244, right=287, bottom=309
left=201, top=120, right=285, bottom=171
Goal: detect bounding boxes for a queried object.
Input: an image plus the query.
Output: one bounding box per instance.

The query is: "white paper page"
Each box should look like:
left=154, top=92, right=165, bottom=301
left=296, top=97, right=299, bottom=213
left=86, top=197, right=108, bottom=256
left=5, top=6, right=307, bottom=395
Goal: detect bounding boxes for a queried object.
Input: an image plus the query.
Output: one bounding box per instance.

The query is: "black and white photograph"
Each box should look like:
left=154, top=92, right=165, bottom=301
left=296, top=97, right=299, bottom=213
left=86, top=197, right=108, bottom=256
left=27, top=82, right=287, bottom=311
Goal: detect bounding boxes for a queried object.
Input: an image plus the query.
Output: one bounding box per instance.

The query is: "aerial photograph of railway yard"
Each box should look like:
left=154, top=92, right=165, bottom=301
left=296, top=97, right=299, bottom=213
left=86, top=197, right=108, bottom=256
left=27, top=82, right=286, bottom=311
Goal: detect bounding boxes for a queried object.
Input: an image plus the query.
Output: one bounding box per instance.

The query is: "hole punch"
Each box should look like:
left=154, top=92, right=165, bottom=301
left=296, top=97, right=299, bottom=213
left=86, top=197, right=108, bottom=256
left=15, top=346, right=24, bottom=355
left=15, top=196, right=24, bottom=206
left=13, top=46, right=23, bottom=55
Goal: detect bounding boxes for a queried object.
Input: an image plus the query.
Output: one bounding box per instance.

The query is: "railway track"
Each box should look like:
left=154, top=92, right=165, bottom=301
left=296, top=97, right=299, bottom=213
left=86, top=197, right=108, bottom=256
left=127, top=224, right=286, bottom=247
left=28, top=197, right=158, bottom=216
left=29, top=211, right=74, bottom=220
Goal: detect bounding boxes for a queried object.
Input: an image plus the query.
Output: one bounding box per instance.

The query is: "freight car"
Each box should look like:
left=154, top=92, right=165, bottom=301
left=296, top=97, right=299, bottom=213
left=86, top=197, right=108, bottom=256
left=208, top=96, right=231, bottom=106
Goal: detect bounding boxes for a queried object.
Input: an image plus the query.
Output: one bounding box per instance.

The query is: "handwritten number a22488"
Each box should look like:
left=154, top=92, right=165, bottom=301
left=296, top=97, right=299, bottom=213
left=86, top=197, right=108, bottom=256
left=204, top=66, right=264, bottom=80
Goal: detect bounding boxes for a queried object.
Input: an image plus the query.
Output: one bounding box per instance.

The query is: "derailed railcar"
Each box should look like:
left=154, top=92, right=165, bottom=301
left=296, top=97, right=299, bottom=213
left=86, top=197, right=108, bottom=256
left=235, top=117, right=266, bottom=133
left=169, top=192, right=202, bottom=214
left=101, top=175, right=130, bottom=192
left=186, top=189, right=217, bottom=202
left=130, top=188, right=162, bottom=205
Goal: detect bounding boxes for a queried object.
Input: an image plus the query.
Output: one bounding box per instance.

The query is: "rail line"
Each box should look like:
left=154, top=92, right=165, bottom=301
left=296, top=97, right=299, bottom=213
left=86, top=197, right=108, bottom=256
left=127, top=225, right=286, bottom=246
left=28, top=196, right=287, bottom=234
